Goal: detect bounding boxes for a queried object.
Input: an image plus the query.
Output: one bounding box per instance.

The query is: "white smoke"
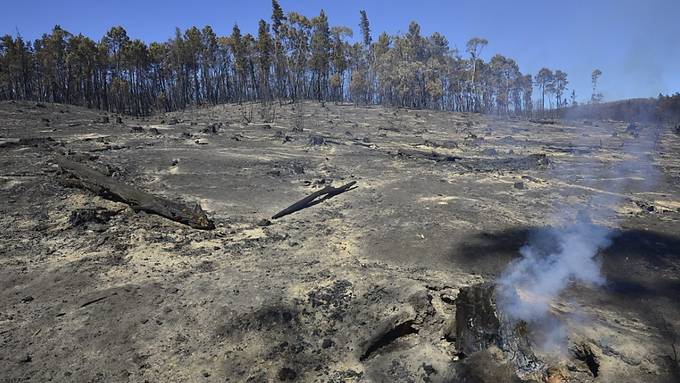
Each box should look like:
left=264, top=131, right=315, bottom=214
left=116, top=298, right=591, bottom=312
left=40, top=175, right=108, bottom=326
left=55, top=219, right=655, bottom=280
left=496, top=120, right=662, bottom=353
left=498, top=212, right=610, bottom=321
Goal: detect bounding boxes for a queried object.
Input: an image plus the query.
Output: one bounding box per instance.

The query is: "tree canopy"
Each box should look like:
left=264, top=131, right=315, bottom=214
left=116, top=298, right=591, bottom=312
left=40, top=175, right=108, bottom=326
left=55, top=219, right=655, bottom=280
left=0, top=6, right=583, bottom=116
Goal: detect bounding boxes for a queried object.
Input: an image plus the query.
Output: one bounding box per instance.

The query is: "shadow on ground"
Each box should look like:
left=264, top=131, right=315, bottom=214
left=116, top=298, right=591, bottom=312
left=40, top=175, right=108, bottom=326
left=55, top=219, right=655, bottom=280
left=452, top=225, right=680, bottom=332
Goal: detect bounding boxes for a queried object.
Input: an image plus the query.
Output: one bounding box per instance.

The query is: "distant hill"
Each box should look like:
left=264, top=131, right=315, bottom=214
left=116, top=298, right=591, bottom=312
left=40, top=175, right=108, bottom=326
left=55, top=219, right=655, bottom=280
left=560, top=94, right=680, bottom=123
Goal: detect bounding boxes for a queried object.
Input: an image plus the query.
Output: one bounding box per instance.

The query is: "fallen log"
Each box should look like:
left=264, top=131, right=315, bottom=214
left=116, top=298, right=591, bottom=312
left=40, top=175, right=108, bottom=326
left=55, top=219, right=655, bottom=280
left=272, top=181, right=357, bottom=220
left=54, top=155, right=215, bottom=230
left=79, top=295, right=110, bottom=308
left=394, top=148, right=461, bottom=163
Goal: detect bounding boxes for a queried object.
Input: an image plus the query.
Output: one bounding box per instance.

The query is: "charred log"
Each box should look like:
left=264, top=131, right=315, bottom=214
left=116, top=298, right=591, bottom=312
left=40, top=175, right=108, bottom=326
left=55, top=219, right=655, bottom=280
left=271, top=181, right=357, bottom=220
left=393, top=148, right=461, bottom=163
left=359, top=316, right=419, bottom=361
left=54, top=155, right=215, bottom=230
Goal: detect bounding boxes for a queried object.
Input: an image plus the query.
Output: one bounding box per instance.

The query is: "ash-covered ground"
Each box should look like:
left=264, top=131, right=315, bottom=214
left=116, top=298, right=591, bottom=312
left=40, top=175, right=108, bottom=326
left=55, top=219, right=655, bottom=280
left=1, top=100, right=679, bottom=382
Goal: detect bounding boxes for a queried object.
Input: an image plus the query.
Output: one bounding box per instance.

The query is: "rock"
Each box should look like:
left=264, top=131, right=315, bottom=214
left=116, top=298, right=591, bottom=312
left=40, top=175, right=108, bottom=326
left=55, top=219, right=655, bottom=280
left=513, top=181, right=525, bottom=190
left=290, top=162, right=305, bottom=175
left=257, top=219, right=272, bottom=227
left=68, top=209, right=98, bottom=226
left=277, top=367, right=297, bottom=381
left=68, top=208, right=115, bottom=227
left=130, top=126, right=144, bottom=133
left=89, top=223, right=108, bottom=233
left=322, top=338, right=334, bottom=349
left=408, top=290, right=435, bottom=320
left=116, top=116, right=123, bottom=124
left=308, top=135, right=326, bottom=146
left=634, top=200, right=655, bottom=212
left=202, top=123, right=220, bottom=134
left=17, top=354, right=32, bottom=363
left=21, top=296, right=34, bottom=303
left=482, top=148, right=499, bottom=156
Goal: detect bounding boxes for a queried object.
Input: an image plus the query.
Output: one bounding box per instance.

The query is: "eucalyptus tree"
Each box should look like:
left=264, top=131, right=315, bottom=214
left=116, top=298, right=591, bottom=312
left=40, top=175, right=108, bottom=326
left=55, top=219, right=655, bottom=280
left=256, top=19, right=274, bottom=100
left=465, top=37, right=488, bottom=111
left=535, top=67, right=554, bottom=113
left=200, top=26, right=219, bottom=104
left=102, top=26, right=129, bottom=81
left=591, top=68, right=602, bottom=103
left=348, top=41, right=368, bottom=104
left=553, top=70, right=568, bottom=109
left=489, top=54, right=520, bottom=115
left=34, top=26, right=71, bottom=103
left=310, top=10, right=330, bottom=101
left=519, top=74, right=533, bottom=116
left=0, top=34, right=33, bottom=100
left=270, top=0, right=287, bottom=99
left=230, top=24, right=248, bottom=102
left=359, top=10, right=371, bottom=47
left=329, top=26, right=352, bottom=101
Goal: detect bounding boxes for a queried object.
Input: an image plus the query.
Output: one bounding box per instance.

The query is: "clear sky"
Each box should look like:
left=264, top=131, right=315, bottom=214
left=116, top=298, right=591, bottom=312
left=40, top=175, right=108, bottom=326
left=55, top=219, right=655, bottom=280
left=2, top=0, right=678, bottom=102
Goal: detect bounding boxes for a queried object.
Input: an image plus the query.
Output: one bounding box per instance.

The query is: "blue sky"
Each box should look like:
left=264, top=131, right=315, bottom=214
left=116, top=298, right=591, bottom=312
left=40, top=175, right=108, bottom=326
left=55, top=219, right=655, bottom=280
left=2, top=0, right=678, bottom=102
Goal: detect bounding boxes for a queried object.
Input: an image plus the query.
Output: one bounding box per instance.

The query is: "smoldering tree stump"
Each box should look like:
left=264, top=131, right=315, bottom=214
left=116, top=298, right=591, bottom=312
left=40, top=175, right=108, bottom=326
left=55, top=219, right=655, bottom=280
left=54, top=155, right=215, bottom=230
left=455, top=283, right=542, bottom=375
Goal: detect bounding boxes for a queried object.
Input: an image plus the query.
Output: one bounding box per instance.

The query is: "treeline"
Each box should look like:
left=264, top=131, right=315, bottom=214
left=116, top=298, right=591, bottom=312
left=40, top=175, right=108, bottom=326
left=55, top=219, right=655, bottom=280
left=1, top=1, right=586, bottom=116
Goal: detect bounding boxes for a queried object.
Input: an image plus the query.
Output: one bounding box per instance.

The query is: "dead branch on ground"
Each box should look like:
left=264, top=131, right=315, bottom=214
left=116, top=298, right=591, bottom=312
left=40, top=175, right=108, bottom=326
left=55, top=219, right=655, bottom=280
left=272, top=181, right=357, bottom=220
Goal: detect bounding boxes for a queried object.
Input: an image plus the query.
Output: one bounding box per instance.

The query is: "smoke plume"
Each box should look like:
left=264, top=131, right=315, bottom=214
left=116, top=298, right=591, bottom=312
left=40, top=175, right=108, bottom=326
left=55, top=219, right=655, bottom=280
left=496, top=120, right=662, bottom=353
